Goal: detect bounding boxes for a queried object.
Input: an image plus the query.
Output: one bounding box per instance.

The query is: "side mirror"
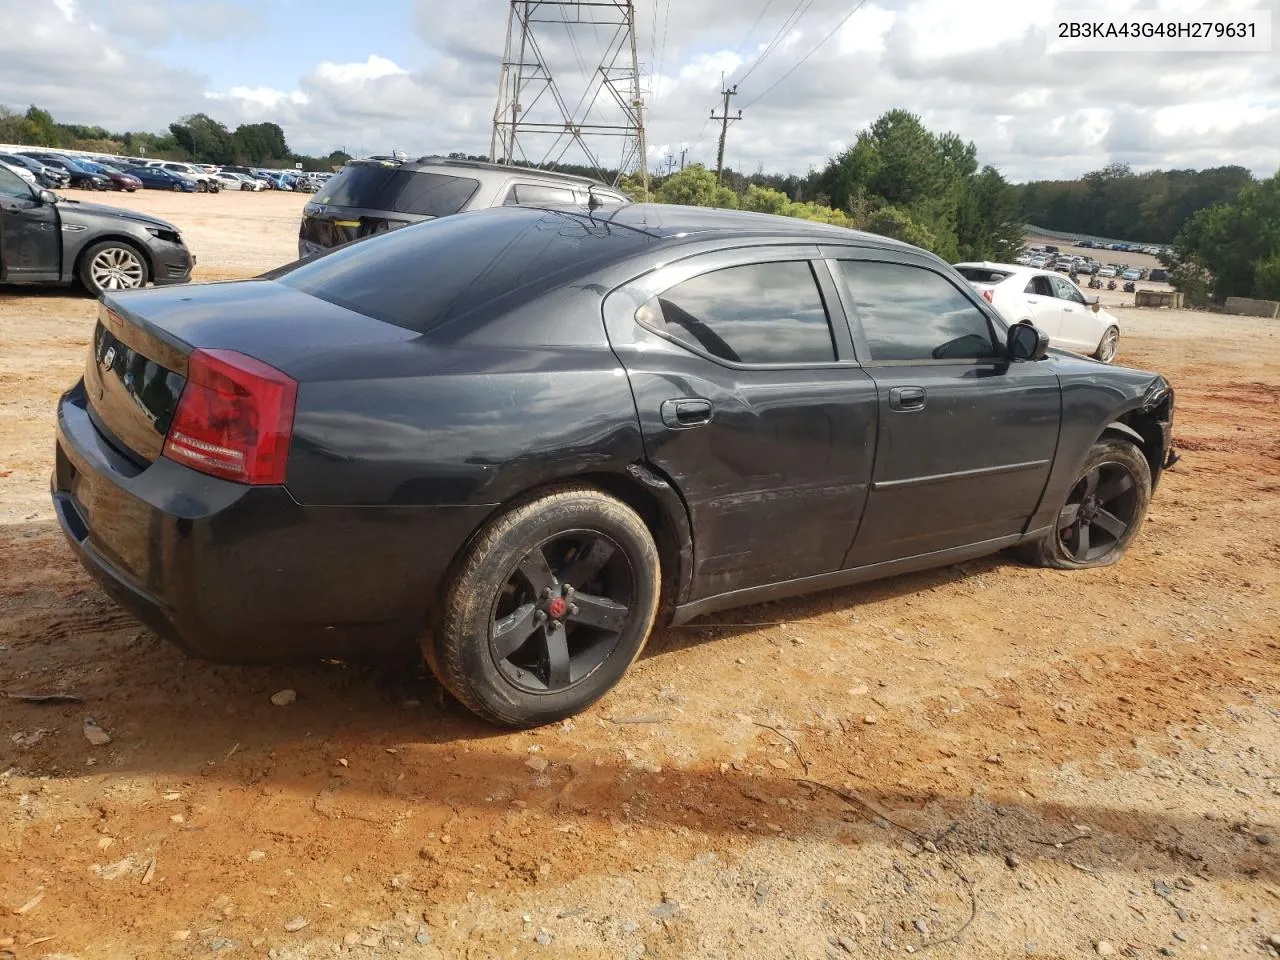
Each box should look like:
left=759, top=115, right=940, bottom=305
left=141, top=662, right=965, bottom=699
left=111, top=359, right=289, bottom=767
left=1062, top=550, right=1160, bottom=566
left=1008, top=321, right=1050, bottom=362
left=38, top=188, right=58, bottom=204
left=1090, top=299, right=1101, bottom=313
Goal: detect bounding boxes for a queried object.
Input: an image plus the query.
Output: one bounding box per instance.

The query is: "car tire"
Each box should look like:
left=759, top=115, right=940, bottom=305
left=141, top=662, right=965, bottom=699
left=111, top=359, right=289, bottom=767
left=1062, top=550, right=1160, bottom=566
left=1093, top=326, right=1120, bottom=363
left=78, top=240, right=150, bottom=299
left=430, top=486, right=661, bottom=727
left=1025, top=437, right=1151, bottom=570
left=171, top=182, right=182, bottom=192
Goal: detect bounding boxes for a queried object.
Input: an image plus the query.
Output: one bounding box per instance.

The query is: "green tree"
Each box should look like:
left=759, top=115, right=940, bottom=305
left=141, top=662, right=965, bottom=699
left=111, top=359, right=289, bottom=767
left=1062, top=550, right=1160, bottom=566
left=1171, top=170, right=1280, bottom=301
left=234, top=122, right=290, bottom=164
left=655, top=164, right=738, bottom=209
left=169, top=113, right=236, bottom=164
left=740, top=184, right=789, bottom=215
left=22, top=105, right=58, bottom=145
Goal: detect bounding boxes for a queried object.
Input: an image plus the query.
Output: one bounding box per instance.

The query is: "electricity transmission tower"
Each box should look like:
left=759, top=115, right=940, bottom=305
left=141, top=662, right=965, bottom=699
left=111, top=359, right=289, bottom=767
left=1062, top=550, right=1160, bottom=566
left=490, top=1, right=649, bottom=197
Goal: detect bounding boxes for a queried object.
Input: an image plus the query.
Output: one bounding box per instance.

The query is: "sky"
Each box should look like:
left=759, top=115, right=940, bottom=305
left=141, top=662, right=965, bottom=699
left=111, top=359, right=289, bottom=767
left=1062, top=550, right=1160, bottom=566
left=1, top=0, right=1277, bottom=182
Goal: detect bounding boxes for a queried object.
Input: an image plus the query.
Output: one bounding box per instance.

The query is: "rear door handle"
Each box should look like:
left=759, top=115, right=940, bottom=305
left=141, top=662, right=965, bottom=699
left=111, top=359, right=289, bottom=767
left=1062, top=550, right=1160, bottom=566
left=888, top=386, right=926, bottom=412
left=661, top=397, right=713, bottom=428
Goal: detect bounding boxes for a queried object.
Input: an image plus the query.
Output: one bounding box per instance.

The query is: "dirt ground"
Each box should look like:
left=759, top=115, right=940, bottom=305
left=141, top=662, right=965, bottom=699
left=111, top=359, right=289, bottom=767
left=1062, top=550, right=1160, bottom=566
left=1, top=193, right=1278, bottom=960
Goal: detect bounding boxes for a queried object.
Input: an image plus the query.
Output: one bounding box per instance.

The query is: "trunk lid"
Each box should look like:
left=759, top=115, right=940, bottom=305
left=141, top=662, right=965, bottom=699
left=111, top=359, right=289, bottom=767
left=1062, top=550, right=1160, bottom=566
left=86, top=282, right=416, bottom=464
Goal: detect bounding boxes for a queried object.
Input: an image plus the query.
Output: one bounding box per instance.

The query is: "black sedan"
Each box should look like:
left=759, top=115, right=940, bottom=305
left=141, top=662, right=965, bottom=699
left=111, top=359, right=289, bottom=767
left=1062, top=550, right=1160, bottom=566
left=19, top=152, right=110, bottom=190
left=0, top=152, right=70, bottom=188
left=51, top=205, right=1175, bottom=727
left=0, top=164, right=194, bottom=297
left=126, top=165, right=198, bottom=192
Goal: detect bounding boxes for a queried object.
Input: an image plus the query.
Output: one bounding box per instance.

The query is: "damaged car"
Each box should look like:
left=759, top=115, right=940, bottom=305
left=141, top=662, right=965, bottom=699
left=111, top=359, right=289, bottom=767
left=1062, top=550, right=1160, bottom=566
left=52, top=204, right=1175, bottom=727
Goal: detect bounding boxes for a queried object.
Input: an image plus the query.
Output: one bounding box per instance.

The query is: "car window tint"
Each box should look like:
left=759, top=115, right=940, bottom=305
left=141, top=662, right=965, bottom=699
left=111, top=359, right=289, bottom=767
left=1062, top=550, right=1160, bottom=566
left=0, top=165, right=31, bottom=198
left=639, top=261, right=835, bottom=365
left=836, top=260, right=997, bottom=362
left=277, top=207, right=654, bottom=334
left=505, top=183, right=579, bottom=206
left=317, top=166, right=480, bottom=217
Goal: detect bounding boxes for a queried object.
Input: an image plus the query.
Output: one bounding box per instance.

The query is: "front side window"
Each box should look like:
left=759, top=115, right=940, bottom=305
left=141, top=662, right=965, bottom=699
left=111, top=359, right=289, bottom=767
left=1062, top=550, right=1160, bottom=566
left=0, top=165, right=32, bottom=199
left=836, top=260, right=997, bottom=362
left=1050, top=276, right=1087, bottom=304
left=638, top=260, right=835, bottom=365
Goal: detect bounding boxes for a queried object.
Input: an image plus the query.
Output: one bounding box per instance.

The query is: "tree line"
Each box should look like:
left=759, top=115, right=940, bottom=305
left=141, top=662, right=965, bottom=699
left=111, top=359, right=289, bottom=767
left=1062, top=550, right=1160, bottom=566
left=0, top=104, right=349, bottom=172
left=1017, top=162, right=1257, bottom=244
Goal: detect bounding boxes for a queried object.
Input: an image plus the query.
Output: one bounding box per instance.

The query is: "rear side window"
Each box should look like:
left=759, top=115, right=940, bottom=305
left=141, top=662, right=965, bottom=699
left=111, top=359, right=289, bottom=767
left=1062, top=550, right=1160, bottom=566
left=1025, top=276, right=1055, bottom=297
left=276, top=208, right=654, bottom=334
left=318, top=165, right=480, bottom=217
left=837, top=260, right=997, bottom=362
left=954, top=266, right=1011, bottom=284
left=503, top=183, right=579, bottom=206
left=638, top=261, right=835, bottom=365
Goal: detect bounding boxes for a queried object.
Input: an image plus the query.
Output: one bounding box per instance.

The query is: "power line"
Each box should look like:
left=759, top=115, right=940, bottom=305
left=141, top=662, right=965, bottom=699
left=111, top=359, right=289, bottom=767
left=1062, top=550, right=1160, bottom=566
left=655, top=0, right=672, bottom=105
left=742, top=0, right=869, bottom=109
left=734, top=0, right=777, bottom=57
left=738, top=0, right=818, bottom=85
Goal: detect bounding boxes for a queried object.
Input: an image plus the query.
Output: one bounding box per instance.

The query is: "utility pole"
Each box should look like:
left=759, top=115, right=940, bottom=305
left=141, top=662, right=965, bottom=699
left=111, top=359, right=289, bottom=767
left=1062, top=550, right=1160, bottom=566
left=679, top=143, right=688, bottom=171
left=662, top=153, right=677, bottom=176
left=711, top=81, right=741, bottom=183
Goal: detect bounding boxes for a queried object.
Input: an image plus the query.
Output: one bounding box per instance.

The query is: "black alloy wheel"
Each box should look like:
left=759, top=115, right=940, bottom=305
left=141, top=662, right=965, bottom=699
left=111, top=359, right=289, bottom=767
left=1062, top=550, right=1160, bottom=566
left=1027, top=437, right=1152, bottom=569
left=431, top=487, right=661, bottom=727
left=1056, top=462, right=1139, bottom=562
left=491, top=531, right=634, bottom=693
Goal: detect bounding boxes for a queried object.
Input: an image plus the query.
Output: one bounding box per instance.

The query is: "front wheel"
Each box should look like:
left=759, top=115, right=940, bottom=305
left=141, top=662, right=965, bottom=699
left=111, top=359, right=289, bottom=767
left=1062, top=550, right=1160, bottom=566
left=171, top=182, right=182, bottom=192
left=1025, top=438, right=1151, bottom=569
left=1094, top=326, right=1120, bottom=363
left=430, top=487, right=661, bottom=727
left=79, top=240, right=149, bottom=298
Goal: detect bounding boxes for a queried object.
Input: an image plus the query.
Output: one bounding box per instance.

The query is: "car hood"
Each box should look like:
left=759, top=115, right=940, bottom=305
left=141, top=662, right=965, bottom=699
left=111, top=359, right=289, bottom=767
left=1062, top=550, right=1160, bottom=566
left=54, top=198, right=179, bottom=233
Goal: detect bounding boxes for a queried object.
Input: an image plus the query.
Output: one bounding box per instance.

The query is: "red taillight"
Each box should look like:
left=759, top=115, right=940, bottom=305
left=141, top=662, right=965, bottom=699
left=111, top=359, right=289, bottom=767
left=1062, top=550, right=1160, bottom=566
left=981, top=288, right=994, bottom=304
left=163, top=349, right=297, bottom=485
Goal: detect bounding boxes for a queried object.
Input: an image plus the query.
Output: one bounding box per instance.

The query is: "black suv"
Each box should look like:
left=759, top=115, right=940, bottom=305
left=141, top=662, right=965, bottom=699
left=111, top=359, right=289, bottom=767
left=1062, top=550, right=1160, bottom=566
left=297, top=156, right=628, bottom=257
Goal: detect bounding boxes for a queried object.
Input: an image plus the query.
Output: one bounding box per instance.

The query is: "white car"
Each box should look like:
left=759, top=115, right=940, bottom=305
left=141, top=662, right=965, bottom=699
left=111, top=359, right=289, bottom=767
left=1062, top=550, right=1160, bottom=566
left=0, top=159, right=37, bottom=187
left=954, top=262, right=1121, bottom=363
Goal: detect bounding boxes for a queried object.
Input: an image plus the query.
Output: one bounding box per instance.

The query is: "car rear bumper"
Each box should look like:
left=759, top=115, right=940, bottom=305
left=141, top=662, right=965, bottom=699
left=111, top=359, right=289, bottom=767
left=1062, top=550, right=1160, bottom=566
left=53, top=380, right=491, bottom=664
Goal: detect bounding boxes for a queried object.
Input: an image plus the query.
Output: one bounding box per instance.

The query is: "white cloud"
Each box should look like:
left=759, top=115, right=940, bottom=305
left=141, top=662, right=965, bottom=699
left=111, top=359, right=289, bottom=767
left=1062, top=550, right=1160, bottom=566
left=313, top=55, right=408, bottom=85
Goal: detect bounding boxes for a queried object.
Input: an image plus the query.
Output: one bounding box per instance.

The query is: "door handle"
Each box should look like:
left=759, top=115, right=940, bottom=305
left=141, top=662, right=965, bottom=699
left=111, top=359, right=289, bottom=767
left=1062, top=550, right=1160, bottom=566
left=660, top=397, right=713, bottom=428
left=888, top=386, right=926, bottom=412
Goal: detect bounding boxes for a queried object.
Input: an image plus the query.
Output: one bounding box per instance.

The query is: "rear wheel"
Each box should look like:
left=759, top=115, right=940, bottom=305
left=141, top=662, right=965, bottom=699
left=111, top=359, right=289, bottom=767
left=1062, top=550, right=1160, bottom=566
left=1094, top=326, right=1120, bottom=363
left=430, top=487, right=661, bottom=727
left=79, top=240, right=149, bottom=298
left=1025, top=438, right=1151, bottom=569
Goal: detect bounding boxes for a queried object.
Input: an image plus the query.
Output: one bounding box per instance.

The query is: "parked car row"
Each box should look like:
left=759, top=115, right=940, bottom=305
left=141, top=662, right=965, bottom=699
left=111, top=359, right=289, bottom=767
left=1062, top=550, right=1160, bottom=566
left=0, top=146, right=337, bottom=195
left=1076, top=238, right=1171, bottom=258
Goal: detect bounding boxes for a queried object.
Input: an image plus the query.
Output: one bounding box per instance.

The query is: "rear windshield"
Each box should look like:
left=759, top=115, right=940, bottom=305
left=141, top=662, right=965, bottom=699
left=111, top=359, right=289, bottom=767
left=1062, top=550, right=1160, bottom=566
left=955, top=266, right=1012, bottom=284
left=316, top=164, right=480, bottom=217
left=276, top=208, right=652, bottom=334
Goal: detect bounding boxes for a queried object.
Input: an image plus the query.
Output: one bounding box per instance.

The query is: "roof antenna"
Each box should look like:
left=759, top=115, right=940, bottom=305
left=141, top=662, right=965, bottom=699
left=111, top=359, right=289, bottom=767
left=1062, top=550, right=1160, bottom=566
left=587, top=184, right=603, bottom=212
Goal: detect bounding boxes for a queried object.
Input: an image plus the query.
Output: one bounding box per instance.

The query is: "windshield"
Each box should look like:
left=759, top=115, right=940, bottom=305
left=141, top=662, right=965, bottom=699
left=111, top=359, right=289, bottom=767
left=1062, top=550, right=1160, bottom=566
left=316, top=164, right=481, bottom=217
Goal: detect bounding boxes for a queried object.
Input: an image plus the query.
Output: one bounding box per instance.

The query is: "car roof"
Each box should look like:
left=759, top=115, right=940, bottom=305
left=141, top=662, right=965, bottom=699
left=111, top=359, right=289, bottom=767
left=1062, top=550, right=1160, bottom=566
left=576, top=203, right=916, bottom=248
left=359, top=154, right=623, bottom=192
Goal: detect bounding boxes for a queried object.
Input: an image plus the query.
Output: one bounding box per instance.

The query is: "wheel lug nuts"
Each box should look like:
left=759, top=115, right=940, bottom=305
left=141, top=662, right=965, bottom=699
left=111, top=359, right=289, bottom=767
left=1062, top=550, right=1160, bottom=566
left=534, top=610, right=546, bottom=622
left=563, top=585, right=575, bottom=599
left=568, top=603, right=579, bottom=616
left=541, top=587, right=553, bottom=599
